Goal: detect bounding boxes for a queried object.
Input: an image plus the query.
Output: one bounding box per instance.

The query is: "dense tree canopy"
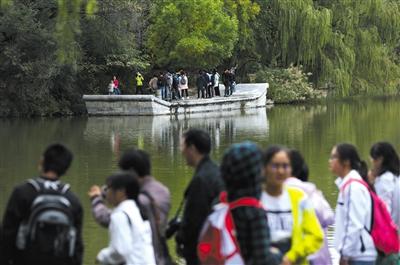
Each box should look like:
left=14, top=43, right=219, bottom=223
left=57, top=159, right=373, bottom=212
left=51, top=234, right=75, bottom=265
left=1, top=0, right=400, bottom=116
left=147, top=0, right=238, bottom=69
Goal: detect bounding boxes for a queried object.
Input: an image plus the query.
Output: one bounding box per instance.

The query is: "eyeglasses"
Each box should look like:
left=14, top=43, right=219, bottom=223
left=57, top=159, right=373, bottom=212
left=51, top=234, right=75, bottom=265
left=270, top=163, right=291, bottom=171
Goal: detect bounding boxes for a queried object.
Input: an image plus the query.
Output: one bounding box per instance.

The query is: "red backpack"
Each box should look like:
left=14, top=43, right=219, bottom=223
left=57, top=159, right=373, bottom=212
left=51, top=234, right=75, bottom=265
left=197, top=192, right=263, bottom=265
left=341, top=179, right=400, bottom=254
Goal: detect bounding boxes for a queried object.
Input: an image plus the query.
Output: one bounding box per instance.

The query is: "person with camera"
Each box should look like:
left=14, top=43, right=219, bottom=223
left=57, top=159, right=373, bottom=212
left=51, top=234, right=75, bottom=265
left=88, top=148, right=172, bottom=265
left=174, top=129, right=224, bottom=265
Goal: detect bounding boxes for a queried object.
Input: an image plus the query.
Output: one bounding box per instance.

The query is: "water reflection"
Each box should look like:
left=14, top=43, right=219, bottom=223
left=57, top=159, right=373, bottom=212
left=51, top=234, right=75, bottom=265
left=83, top=108, right=269, bottom=158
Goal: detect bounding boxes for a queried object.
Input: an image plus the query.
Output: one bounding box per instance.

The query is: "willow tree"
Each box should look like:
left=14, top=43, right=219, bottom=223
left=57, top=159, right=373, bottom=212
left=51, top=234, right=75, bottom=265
left=223, top=0, right=261, bottom=73
left=262, top=0, right=400, bottom=96
left=146, top=0, right=238, bottom=69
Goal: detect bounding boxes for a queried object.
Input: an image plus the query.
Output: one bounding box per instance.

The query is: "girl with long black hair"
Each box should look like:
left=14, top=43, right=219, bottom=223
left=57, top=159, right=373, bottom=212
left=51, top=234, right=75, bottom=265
left=329, top=143, right=377, bottom=265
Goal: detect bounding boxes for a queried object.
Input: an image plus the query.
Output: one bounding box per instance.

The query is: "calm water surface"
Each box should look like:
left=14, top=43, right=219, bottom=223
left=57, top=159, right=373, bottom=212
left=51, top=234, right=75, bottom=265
left=1, top=98, right=400, bottom=264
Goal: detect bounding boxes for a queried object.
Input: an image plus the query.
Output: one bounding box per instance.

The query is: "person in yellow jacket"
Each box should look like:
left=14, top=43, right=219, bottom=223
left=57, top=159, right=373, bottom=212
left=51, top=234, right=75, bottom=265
left=262, top=145, right=324, bottom=265
left=135, top=72, right=144, bottom=94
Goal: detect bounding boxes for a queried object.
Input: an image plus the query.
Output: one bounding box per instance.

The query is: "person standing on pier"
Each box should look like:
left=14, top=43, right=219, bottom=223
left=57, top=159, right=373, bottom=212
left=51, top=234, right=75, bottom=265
left=113, top=76, right=120, bottom=95
left=149, top=75, right=159, bottom=97
left=179, top=70, right=189, bottom=99
left=222, top=69, right=231, bottom=97
left=135, top=72, right=144, bottom=94
left=212, top=69, right=220, bottom=96
left=175, top=129, right=224, bottom=265
left=196, top=70, right=206, bottom=99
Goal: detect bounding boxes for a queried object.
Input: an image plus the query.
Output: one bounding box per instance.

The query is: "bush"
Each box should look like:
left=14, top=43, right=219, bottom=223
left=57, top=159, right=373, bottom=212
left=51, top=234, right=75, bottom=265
left=255, top=66, right=317, bottom=103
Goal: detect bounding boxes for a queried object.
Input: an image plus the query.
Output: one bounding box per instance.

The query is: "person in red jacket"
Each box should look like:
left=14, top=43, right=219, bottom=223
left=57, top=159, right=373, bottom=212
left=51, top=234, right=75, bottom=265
left=113, top=76, right=120, bottom=95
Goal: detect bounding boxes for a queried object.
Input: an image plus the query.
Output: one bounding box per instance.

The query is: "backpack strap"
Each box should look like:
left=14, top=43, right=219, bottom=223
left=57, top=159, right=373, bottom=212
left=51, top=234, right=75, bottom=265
left=27, top=178, right=71, bottom=199
left=229, top=197, right=263, bottom=209
left=140, top=190, right=161, bottom=236
left=27, top=179, right=41, bottom=192
left=340, top=178, right=374, bottom=233
left=340, top=179, right=371, bottom=193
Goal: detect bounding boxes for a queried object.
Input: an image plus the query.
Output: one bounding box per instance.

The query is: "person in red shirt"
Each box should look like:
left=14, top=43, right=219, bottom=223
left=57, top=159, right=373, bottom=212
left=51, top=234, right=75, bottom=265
left=113, top=76, right=120, bottom=95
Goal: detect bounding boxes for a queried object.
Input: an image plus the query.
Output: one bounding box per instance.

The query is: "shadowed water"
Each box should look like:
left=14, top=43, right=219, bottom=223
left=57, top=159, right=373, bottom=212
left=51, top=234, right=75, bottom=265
left=1, top=98, right=400, bottom=264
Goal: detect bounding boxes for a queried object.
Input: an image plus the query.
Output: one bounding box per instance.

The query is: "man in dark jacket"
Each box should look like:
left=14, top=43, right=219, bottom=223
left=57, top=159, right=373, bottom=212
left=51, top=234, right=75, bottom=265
left=1, top=144, right=84, bottom=265
left=196, top=70, right=206, bottom=99
left=176, top=129, right=224, bottom=265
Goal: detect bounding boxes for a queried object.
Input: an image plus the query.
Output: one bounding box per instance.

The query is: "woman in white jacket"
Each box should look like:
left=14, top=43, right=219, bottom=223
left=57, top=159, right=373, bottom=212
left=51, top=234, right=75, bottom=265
left=369, top=142, right=400, bottom=265
left=369, top=142, right=400, bottom=228
left=96, top=172, right=156, bottom=265
left=329, top=143, right=377, bottom=265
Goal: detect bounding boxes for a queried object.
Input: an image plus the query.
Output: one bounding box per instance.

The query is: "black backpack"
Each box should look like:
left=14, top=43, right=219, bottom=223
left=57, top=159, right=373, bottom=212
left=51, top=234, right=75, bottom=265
left=16, top=178, right=77, bottom=258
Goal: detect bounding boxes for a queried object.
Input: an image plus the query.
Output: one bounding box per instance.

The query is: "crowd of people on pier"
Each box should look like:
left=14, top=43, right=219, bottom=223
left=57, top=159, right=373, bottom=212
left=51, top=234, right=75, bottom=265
left=108, top=67, right=237, bottom=100
left=1, top=129, right=400, bottom=265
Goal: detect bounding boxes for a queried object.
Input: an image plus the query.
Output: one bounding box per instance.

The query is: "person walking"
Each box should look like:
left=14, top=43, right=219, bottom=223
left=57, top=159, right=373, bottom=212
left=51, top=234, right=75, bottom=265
left=175, top=129, right=224, bottom=265
left=286, top=149, right=334, bottom=265
left=212, top=69, right=220, bottom=96
left=262, top=145, right=324, bottom=265
left=369, top=142, right=400, bottom=265
left=96, top=171, right=156, bottom=265
left=196, top=70, right=206, bottom=99
left=135, top=72, right=144, bottom=94
left=179, top=70, right=189, bottom=99
left=198, top=142, right=282, bottom=265
left=1, top=144, right=84, bottom=265
left=329, top=143, right=377, bottom=265
left=88, top=148, right=171, bottom=265
left=113, top=76, right=121, bottom=95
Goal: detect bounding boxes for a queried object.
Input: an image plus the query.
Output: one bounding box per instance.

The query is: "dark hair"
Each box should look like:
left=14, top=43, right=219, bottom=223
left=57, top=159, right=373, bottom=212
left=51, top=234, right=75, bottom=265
left=183, top=129, right=211, bottom=155
left=106, top=171, right=140, bottom=200
left=289, top=149, right=309, bottom=181
left=335, top=143, right=369, bottom=181
left=370, top=142, right=400, bottom=176
left=262, top=145, right=288, bottom=165
left=118, top=149, right=151, bottom=177
left=42, top=143, right=73, bottom=177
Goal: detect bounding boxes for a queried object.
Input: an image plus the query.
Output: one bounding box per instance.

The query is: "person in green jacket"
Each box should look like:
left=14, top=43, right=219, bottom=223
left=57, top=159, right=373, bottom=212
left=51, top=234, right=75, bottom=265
left=136, top=72, right=144, bottom=94
left=262, top=145, right=324, bottom=265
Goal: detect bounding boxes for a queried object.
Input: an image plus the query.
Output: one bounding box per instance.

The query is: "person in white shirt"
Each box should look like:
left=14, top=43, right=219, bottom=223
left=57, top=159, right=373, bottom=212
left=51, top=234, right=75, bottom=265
left=369, top=142, right=400, bottom=265
left=96, top=171, right=156, bottom=265
left=369, top=142, right=400, bottom=228
left=329, top=143, right=377, bottom=265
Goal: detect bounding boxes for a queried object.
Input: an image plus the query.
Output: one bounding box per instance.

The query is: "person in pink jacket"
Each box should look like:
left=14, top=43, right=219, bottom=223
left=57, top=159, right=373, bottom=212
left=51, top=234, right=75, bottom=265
left=286, top=149, right=334, bottom=265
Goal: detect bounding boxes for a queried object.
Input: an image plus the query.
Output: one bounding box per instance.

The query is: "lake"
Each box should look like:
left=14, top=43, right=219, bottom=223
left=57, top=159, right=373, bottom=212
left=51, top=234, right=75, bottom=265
left=1, top=98, right=400, bottom=264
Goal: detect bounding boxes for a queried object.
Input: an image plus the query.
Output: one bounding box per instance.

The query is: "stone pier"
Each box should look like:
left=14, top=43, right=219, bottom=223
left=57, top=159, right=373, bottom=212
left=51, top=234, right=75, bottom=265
left=83, top=83, right=268, bottom=116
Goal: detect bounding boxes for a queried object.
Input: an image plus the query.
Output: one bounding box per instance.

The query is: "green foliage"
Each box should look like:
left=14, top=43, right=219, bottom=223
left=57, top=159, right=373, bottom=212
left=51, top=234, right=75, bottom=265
left=255, top=66, right=317, bottom=103
left=260, top=0, right=400, bottom=96
left=0, top=0, right=148, bottom=116
left=147, top=0, right=238, bottom=69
